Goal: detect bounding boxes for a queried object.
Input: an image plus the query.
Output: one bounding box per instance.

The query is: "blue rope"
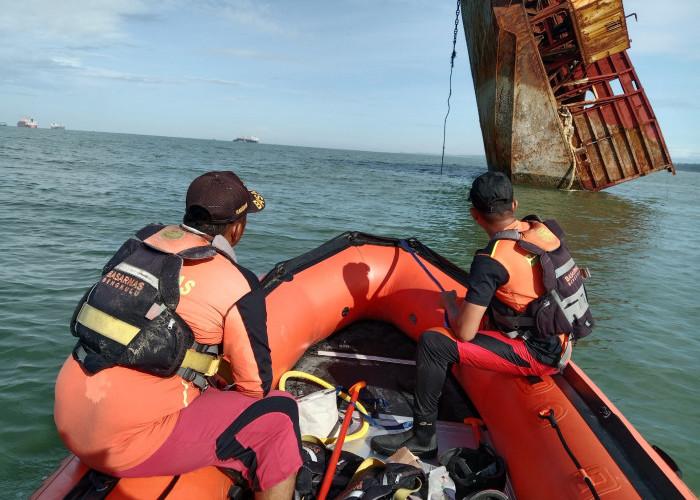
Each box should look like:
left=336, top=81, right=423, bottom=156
left=398, top=239, right=450, bottom=328
left=398, top=239, right=445, bottom=292
left=335, top=387, right=412, bottom=430
left=357, top=408, right=413, bottom=431
left=350, top=402, right=413, bottom=431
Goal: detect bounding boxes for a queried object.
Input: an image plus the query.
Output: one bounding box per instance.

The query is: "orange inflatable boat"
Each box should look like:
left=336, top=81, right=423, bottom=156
left=32, top=232, right=696, bottom=500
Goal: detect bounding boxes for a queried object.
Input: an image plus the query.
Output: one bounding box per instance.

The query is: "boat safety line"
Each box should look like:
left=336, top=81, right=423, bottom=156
left=398, top=239, right=445, bottom=292
left=316, top=350, right=416, bottom=365
left=539, top=408, right=602, bottom=500
left=398, top=239, right=450, bottom=328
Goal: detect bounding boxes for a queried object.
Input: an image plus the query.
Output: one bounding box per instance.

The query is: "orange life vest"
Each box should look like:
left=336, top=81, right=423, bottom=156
left=483, top=216, right=594, bottom=340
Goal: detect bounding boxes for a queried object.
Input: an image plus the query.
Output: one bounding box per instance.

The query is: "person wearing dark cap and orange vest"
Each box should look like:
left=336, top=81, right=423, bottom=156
left=371, top=171, right=594, bottom=459
left=54, top=171, right=302, bottom=499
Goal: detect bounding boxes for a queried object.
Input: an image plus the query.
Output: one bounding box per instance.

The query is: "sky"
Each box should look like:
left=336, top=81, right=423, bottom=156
left=1, top=0, right=699, bottom=160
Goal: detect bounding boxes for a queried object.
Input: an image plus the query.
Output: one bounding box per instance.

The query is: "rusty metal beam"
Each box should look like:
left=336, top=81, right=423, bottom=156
left=460, top=0, right=674, bottom=191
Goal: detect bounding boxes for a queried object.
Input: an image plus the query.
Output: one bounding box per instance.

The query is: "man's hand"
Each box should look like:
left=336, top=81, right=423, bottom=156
left=438, top=291, right=487, bottom=343
left=438, top=290, right=457, bottom=309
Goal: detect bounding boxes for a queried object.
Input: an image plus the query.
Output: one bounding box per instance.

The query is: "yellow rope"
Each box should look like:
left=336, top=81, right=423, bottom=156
left=279, top=370, right=369, bottom=445
left=558, top=106, right=578, bottom=191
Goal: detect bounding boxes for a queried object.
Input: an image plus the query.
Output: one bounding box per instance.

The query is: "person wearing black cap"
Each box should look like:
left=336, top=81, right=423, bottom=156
left=371, top=171, right=592, bottom=459
left=55, top=171, right=302, bottom=499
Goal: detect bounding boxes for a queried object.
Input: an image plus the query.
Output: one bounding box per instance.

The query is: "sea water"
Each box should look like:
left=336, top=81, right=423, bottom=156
left=1, top=127, right=698, bottom=497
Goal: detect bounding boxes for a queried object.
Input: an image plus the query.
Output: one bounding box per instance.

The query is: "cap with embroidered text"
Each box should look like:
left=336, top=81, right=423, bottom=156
left=186, top=171, right=265, bottom=223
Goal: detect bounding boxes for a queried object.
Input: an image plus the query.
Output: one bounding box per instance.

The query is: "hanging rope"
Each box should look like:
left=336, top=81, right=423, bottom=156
left=441, top=0, right=461, bottom=175
left=558, top=106, right=578, bottom=190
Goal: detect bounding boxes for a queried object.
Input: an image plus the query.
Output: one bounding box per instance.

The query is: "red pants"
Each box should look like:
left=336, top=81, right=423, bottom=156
left=414, top=329, right=558, bottom=421
left=117, top=388, right=302, bottom=491
left=456, top=330, right=559, bottom=376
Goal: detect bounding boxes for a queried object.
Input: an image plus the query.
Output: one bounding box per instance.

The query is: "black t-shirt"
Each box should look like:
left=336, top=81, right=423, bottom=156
left=465, top=250, right=562, bottom=367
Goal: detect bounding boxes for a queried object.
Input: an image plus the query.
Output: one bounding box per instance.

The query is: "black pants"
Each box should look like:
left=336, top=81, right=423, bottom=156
left=413, top=330, right=460, bottom=422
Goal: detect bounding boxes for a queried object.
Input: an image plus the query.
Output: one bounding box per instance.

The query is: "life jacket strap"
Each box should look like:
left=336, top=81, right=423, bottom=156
left=177, top=342, right=221, bottom=390
left=74, top=344, right=91, bottom=365
left=491, top=309, right=533, bottom=339
left=180, top=349, right=221, bottom=377
left=557, top=335, right=573, bottom=373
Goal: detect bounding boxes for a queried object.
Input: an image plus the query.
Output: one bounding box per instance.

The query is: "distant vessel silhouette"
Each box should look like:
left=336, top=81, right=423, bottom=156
left=233, top=135, right=259, bottom=143
left=17, top=117, right=38, bottom=128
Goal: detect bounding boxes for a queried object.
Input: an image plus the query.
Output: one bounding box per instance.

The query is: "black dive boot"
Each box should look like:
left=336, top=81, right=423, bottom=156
left=370, top=420, right=437, bottom=459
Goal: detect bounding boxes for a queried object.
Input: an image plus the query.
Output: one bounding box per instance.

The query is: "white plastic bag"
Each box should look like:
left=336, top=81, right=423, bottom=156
left=428, top=465, right=456, bottom=500
left=296, top=388, right=338, bottom=438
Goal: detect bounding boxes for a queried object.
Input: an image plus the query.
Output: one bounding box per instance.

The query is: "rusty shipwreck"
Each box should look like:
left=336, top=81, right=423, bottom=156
left=460, top=0, right=674, bottom=190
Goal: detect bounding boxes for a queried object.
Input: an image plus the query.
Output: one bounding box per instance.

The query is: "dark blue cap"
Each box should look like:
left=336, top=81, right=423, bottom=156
left=468, top=171, right=514, bottom=213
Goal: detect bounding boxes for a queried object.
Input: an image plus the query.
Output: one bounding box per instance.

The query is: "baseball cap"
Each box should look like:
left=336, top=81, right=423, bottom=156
left=186, top=171, right=265, bottom=223
left=468, top=171, right=514, bottom=213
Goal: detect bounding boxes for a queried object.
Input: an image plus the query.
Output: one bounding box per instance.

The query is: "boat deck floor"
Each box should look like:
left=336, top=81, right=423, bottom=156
left=284, top=320, right=482, bottom=463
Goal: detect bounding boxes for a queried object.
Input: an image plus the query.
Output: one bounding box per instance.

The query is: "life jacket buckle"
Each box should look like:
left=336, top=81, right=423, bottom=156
left=504, top=329, right=530, bottom=340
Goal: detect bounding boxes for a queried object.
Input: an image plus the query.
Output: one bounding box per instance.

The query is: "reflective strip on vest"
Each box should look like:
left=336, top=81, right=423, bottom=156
left=554, top=258, right=576, bottom=279
left=77, top=303, right=220, bottom=377
left=76, top=303, right=140, bottom=345
left=114, top=262, right=159, bottom=289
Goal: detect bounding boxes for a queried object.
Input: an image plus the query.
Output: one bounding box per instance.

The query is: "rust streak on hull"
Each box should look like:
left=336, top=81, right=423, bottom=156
left=460, top=0, right=674, bottom=191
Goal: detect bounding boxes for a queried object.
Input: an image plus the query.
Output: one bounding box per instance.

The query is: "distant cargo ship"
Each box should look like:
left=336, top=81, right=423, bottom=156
left=234, top=135, right=259, bottom=143
left=17, top=117, right=38, bottom=128
left=50, top=123, right=66, bottom=130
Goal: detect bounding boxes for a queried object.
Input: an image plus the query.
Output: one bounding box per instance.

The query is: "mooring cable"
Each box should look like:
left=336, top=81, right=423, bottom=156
left=441, top=0, right=461, bottom=175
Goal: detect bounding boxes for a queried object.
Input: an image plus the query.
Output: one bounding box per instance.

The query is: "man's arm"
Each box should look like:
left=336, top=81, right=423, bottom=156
left=440, top=291, right=487, bottom=342
left=222, top=269, right=273, bottom=398
left=439, top=252, right=508, bottom=343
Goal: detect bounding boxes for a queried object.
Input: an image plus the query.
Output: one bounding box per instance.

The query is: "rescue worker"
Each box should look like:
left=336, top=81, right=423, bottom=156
left=54, top=171, right=302, bottom=499
left=371, top=171, right=592, bottom=459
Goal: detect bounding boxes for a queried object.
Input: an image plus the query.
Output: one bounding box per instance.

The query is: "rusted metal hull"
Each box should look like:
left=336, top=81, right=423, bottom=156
left=460, top=0, right=674, bottom=190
